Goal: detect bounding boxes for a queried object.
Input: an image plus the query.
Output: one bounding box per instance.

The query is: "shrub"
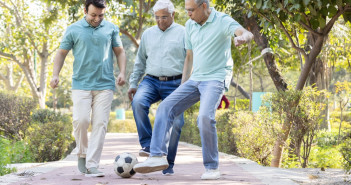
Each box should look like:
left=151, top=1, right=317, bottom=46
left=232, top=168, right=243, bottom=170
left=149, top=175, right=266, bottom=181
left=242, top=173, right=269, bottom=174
left=0, top=92, right=37, bottom=140
left=232, top=108, right=280, bottom=166
left=340, top=131, right=351, bottom=174
left=0, top=138, right=17, bottom=175
left=108, top=119, right=137, bottom=133
left=26, top=109, right=74, bottom=162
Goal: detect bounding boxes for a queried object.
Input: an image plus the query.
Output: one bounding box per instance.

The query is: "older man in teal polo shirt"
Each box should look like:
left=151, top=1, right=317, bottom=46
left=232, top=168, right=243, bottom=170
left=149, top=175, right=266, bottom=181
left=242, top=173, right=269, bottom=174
left=50, top=0, right=126, bottom=177
left=134, top=0, right=253, bottom=180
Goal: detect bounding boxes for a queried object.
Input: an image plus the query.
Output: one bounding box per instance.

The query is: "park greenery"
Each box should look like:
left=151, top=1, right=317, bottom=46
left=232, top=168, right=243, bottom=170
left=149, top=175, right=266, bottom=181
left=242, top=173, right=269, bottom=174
left=0, top=0, right=350, bottom=177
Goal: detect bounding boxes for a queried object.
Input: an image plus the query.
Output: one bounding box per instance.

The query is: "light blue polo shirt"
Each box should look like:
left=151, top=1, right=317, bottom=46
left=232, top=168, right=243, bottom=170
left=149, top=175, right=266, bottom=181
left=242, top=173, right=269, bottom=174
left=60, top=18, right=123, bottom=90
left=185, top=8, right=242, bottom=90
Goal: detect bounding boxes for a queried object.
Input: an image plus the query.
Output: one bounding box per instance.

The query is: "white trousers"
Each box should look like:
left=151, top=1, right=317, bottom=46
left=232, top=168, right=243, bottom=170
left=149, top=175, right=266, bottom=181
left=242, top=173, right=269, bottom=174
left=71, top=89, right=113, bottom=169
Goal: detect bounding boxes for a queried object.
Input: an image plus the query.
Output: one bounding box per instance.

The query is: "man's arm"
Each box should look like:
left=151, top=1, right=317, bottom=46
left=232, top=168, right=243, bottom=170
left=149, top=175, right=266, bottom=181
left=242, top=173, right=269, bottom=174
left=181, top=49, right=193, bottom=84
left=234, top=27, right=254, bottom=47
left=50, top=49, right=69, bottom=89
left=113, top=46, right=126, bottom=86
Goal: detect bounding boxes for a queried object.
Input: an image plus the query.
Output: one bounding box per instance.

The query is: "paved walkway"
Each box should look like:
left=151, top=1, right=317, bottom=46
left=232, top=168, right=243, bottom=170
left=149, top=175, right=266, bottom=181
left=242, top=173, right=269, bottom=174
left=1, top=133, right=310, bottom=185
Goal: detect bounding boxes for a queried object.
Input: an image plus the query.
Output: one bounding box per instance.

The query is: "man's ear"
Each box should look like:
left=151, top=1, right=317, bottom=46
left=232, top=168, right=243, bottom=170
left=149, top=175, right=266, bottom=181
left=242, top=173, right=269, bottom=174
left=84, top=8, right=87, bottom=14
left=172, top=12, right=175, bottom=18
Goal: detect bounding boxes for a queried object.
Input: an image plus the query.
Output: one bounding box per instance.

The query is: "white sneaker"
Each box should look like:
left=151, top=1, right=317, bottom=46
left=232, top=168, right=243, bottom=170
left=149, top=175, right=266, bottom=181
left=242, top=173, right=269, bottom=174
left=201, top=168, right=220, bottom=180
left=133, top=156, right=169, bottom=174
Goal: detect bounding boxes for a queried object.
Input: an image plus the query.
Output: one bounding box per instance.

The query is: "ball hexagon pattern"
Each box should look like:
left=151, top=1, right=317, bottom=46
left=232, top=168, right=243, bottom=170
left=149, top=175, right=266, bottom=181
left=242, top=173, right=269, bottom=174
left=113, top=152, right=138, bottom=178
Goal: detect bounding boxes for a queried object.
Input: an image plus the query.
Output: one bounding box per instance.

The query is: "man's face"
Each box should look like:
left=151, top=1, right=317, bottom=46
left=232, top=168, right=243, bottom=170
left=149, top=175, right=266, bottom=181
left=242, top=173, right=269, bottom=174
left=84, top=4, right=106, bottom=27
left=154, top=9, right=174, bottom=31
left=185, top=0, right=204, bottom=24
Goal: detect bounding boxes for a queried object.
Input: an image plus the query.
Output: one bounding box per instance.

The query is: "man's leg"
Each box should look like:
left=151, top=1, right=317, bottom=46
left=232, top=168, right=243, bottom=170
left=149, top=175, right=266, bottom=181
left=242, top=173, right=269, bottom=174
left=197, top=80, right=224, bottom=180
left=159, top=78, right=184, bottom=175
left=134, top=80, right=200, bottom=173
left=71, top=90, right=92, bottom=174
left=85, top=90, right=113, bottom=177
left=131, top=76, right=160, bottom=154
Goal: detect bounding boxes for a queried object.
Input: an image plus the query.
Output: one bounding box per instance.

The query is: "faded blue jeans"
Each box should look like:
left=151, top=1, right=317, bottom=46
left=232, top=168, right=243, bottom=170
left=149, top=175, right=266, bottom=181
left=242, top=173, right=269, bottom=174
left=150, top=80, right=224, bottom=170
left=132, top=75, right=184, bottom=168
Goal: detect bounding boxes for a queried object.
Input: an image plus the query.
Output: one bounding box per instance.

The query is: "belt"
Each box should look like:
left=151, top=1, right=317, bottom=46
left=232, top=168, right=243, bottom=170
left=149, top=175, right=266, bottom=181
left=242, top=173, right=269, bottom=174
left=147, top=74, right=182, bottom=81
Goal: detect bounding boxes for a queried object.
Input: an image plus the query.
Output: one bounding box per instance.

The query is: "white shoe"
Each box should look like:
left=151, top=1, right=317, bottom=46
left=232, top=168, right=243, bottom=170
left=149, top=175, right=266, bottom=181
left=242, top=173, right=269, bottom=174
left=133, top=156, right=168, bottom=174
left=201, top=169, right=220, bottom=180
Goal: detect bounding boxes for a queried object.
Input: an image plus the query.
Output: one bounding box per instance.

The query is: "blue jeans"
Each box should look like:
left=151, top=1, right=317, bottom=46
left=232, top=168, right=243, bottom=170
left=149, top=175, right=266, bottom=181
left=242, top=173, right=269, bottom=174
left=132, top=75, right=184, bottom=167
left=150, top=80, right=224, bottom=169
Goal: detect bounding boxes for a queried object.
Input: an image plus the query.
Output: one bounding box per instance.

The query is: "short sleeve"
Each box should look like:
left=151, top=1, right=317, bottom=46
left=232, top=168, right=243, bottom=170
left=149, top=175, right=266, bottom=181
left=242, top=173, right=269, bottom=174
left=185, top=21, right=192, bottom=50
left=222, top=15, right=243, bottom=37
left=59, top=28, right=74, bottom=50
left=112, top=25, right=123, bottom=48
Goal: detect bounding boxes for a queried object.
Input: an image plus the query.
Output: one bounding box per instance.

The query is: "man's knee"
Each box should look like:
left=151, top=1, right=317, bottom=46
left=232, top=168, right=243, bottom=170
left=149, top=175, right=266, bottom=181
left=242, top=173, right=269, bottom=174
left=73, top=117, right=90, bottom=130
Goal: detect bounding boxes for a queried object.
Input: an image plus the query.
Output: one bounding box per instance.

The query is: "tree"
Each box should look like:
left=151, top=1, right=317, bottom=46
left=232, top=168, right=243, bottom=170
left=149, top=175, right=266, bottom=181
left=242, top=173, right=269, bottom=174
left=0, top=0, right=68, bottom=108
left=241, top=0, right=351, bottom=167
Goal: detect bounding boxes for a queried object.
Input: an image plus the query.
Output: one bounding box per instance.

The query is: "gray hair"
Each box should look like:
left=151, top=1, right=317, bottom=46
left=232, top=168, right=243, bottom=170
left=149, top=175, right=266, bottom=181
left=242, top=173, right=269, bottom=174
left=195, top=0, right=210, bottom=7
left=153, top=0, right=175, bottom=14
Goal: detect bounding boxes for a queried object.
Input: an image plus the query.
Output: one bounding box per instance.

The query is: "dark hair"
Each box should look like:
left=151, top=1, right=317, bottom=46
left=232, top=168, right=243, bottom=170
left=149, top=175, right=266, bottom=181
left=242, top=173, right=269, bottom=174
left=85, top=0, right=106, bottom=11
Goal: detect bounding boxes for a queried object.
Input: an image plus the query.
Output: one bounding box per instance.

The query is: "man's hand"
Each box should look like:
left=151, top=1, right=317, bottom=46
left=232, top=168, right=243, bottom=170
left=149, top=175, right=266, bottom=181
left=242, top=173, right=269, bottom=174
left=234, top=31, right=254, bottom=47
left=50, top=76, right=60, bottom=89
left=128, top=88, right=137, bottom=101
left=116, top=73, right=126, bottom=86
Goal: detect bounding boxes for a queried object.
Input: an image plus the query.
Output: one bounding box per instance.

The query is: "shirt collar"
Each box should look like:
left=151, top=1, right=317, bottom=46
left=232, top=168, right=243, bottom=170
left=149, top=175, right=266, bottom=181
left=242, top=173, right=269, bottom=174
left=82, top=16, right=105, bottom=28
left=158, top=22, right=176, bottom=32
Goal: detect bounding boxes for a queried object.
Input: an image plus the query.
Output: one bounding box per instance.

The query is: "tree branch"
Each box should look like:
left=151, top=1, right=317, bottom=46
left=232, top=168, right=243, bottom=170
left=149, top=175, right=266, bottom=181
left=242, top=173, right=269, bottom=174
left=120, top=28, right=139, bottom=48
left=272, top=14, right=308, bottom=60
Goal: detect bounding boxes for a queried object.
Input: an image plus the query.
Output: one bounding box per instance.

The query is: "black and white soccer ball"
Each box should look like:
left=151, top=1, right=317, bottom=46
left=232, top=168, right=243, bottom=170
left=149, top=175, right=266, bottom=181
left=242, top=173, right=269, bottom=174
left=113, top=152, right=138, bottom=178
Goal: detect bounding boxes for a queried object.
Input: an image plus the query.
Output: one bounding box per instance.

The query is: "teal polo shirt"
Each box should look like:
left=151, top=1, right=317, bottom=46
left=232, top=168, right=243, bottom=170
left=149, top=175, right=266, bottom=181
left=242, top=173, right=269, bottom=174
left=59, top=18, right=123, bottom=90
left=185, top=8, right=242, bottom=91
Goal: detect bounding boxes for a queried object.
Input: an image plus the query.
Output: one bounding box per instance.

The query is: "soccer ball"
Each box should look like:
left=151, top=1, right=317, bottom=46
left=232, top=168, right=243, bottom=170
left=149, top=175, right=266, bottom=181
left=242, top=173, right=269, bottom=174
left=113, top=152, right=138, bottom=178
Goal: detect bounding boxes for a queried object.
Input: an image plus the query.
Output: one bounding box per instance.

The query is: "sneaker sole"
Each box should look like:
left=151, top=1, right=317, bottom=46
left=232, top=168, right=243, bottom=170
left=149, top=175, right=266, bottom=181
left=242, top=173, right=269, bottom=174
left=138, top=151, right=150, bottom=157
left=85, top=173, right=105, bottom=177
left=134, top=164, right=168, bottom=174
left=162, top=173, right=174, bottom=176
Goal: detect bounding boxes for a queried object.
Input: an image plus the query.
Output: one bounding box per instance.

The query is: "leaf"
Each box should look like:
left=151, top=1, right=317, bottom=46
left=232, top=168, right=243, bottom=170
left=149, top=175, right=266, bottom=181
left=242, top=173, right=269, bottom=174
left=319, top=16, right=326, bottom=28
left=256, top=0, right=262, bottom=9
left=303, top=0, right=310, bottom=6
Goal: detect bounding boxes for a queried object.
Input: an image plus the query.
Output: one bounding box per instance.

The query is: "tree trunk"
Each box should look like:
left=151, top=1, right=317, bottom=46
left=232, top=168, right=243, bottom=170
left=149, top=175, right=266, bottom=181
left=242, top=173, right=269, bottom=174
left=230, top=78, right=250, bottom=99
left=244, top=16, right=288, bottom=92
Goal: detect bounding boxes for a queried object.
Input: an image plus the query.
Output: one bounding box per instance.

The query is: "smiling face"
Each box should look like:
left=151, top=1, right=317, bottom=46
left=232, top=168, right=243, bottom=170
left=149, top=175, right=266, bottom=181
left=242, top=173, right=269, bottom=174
left=84, top=4, right=106, bottom=27
left=154, top=8, right=174, bottom=31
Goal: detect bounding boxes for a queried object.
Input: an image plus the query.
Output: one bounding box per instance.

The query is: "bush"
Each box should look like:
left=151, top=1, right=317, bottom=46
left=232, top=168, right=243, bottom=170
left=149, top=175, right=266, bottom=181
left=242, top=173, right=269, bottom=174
left=340, top=131, right=351, bottom=174
left=26, top=109, right=74, bottom=162
left=108, top=119, right=137, bottom=133
left=0, top=92, right=37, bottom=140
left=0, top=138, right=17, bottom=175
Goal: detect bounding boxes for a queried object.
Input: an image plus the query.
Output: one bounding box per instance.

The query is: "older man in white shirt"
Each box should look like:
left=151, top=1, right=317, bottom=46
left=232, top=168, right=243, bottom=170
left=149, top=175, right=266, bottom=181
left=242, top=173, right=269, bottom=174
left=128, top=0, right=186, bottom=176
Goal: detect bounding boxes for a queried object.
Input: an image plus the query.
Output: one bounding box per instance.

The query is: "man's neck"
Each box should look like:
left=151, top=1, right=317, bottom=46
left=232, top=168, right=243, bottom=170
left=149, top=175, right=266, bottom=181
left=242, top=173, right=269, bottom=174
left=199, top=9, right=212, bottom=25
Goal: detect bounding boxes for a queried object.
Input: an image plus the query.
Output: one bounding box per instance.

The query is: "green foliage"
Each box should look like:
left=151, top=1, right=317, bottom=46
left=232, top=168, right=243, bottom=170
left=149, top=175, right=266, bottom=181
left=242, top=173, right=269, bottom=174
left=340, top=131, right=351, bottom=173
left=316, top=129, right=340, bottom=147
left=0, top=91, right=37, bottom=140
left=232, top=99, right=249, bottom=111
left=108, top=119, right=137, bottom=133
left=0, top=138, right=17, bottom=176
left=25, top=109, right=74, bottom=162
left=308, top=145, right=343, bottom=169
left=232, top=108, right=280, bottom=166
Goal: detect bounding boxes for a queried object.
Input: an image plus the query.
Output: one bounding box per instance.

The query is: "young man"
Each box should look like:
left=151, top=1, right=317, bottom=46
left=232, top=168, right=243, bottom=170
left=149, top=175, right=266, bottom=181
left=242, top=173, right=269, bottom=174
left=50, top=0, right=126, bottom=177
left=128, top=0, right=186, bottom=175
left=133, top=0, right=253, bottom=180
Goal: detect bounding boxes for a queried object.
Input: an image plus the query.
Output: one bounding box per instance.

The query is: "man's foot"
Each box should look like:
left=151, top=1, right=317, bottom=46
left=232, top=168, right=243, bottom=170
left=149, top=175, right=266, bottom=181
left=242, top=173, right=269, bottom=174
left=85, top=167, right=105, bottom=177
left=139, top=146, right=150, bottom=157
left=78, top=158, right=86, bottom=174
left=162, top=166, right=174, bottom=176
left=133, top=156, right=168, bottom=173
left=201, top=168, right=220, bottom=180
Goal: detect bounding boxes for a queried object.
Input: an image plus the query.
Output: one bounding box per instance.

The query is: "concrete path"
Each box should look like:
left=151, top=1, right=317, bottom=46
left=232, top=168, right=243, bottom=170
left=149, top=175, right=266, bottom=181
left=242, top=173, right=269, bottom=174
left=0, top=133, right=310, bottom=185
